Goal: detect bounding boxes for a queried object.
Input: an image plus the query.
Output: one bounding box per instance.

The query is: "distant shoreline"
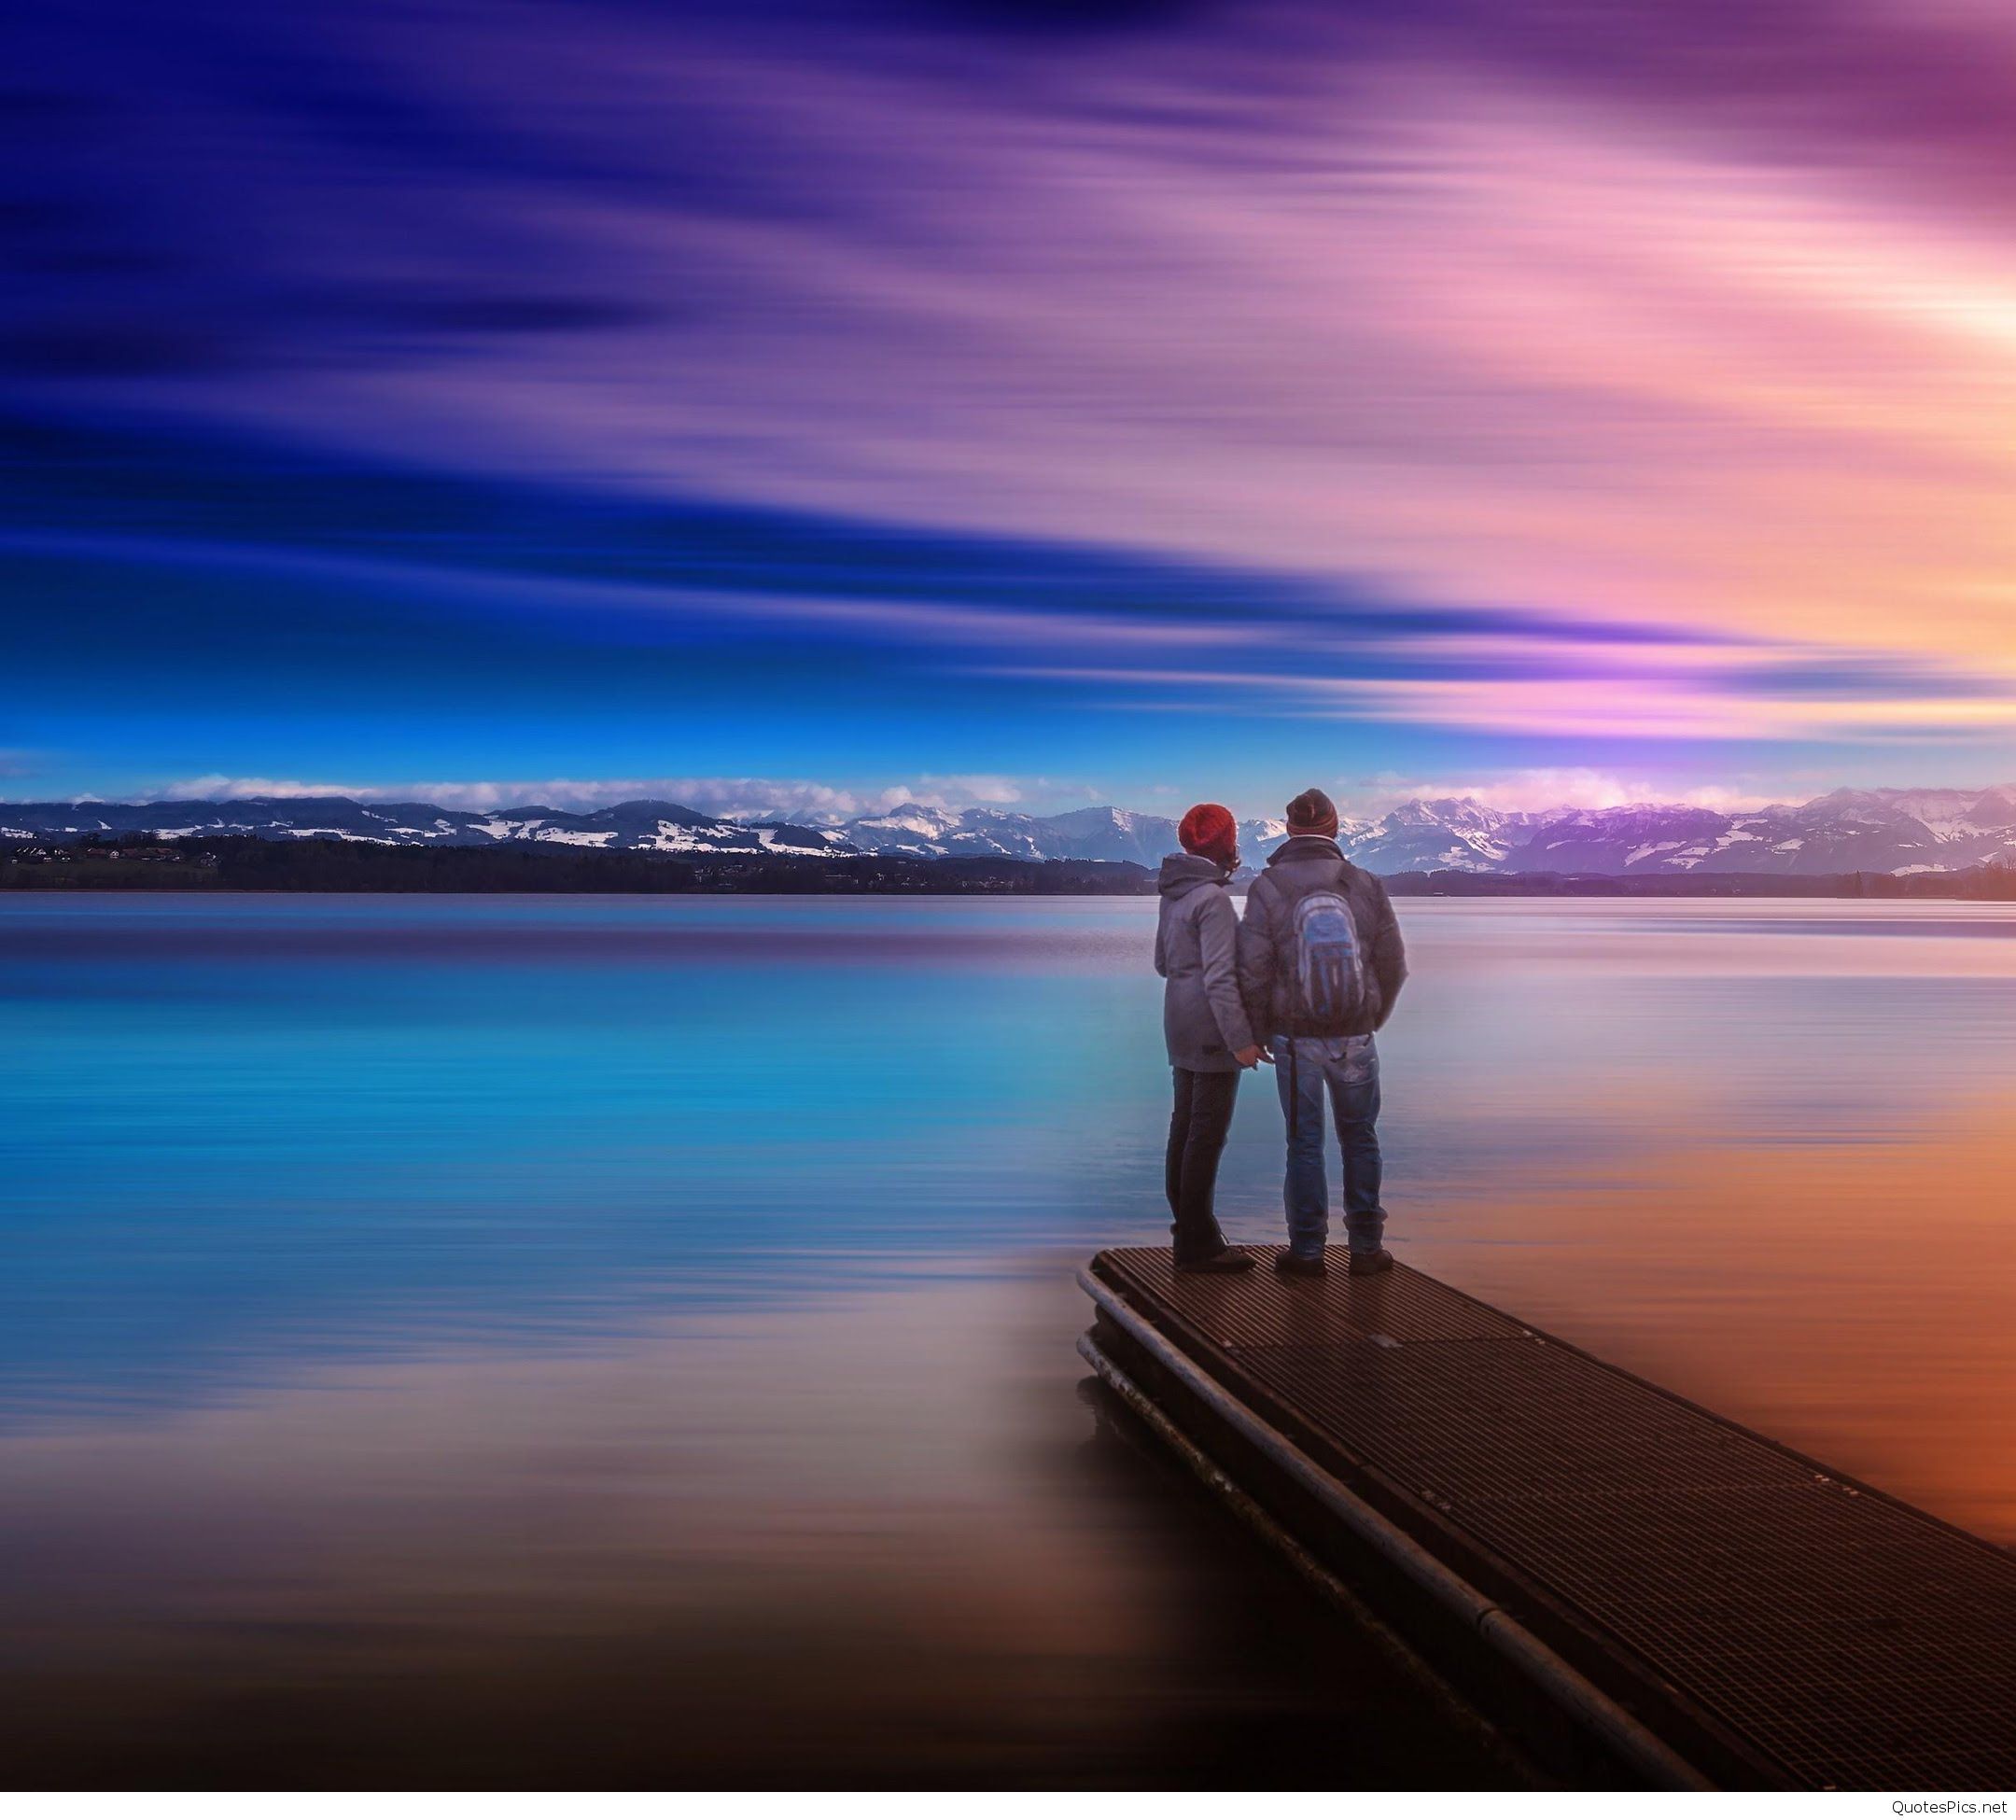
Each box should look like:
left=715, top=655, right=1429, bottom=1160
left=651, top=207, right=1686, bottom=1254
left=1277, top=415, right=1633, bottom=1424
left=7, top=836, right=2014, bottom=899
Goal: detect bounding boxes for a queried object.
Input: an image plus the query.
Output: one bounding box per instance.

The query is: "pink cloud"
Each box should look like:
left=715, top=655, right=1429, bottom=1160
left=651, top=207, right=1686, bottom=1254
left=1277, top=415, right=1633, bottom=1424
left=47, top=0, right=2016, bottom=765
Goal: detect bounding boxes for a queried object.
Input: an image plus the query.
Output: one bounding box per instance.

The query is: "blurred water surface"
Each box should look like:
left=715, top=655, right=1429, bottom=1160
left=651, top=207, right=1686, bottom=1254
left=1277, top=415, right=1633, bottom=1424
left=2, top=893, right=2012, bottom=1785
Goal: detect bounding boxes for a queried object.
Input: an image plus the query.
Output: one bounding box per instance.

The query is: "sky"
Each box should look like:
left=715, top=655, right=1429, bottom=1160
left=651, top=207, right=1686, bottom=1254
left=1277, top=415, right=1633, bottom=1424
left=6, top=0, right=2016, bottom=819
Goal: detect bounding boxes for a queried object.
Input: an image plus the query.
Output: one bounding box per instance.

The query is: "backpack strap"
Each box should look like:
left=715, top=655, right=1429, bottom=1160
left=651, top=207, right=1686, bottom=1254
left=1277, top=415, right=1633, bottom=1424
left=1287, top=875, right=1305, bottom=1144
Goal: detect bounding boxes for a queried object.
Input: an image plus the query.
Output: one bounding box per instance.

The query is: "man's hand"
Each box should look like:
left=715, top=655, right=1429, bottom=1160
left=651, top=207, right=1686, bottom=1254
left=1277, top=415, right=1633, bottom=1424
left=1235, top=1044, right=1267, bottom=1069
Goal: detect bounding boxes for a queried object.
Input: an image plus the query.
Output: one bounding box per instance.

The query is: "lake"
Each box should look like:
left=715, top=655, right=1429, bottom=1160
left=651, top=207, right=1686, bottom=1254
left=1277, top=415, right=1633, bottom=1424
left=2, top=893, right=2012, bottom=1785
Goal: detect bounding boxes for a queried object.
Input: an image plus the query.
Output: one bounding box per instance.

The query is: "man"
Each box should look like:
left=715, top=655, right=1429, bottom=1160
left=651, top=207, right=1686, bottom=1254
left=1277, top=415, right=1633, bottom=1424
left=1237, top=788, right=1407, bottom=1278
left=1155, top=802, right=1268, bottom=1273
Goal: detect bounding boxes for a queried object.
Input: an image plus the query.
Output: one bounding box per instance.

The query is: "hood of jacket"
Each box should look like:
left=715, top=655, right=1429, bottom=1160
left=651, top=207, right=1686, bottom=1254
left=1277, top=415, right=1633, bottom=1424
left=1265, top=833, right=1345, bottom=868
left=1158, top=851, right=1227, bottom=899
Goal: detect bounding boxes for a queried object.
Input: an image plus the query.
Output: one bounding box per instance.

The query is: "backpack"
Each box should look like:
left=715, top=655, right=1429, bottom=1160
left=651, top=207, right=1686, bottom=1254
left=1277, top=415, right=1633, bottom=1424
left=1291, top=888, right=1368, bottom=1029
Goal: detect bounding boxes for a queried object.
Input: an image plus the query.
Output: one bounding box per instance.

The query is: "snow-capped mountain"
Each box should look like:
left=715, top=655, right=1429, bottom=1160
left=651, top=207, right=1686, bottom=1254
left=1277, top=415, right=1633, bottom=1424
left=1332, top=796, right=1516, bottom=873
left=0, top=796, right=848, bottom=858
left=7, top=786, right=2016, bottom=875
left=1794, top=787, right=2016, bottom=846
left=841, top=803, right=967, bottom=852
left=1331, top=787, right=2016, bottom=875
left=834, top=805, right=1292, bottom=866
left=836, top=804, right=1097, bottom=861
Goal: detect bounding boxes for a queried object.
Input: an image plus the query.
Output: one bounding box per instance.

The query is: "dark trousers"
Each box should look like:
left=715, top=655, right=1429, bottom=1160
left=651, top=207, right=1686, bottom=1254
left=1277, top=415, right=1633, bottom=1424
left=1166, top=1066, right=1239, bottom=1261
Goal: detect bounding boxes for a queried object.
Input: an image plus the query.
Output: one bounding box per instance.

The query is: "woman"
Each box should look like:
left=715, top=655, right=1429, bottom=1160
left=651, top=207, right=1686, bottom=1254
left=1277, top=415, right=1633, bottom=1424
left=1155, top=802, right=1267, bottom=1272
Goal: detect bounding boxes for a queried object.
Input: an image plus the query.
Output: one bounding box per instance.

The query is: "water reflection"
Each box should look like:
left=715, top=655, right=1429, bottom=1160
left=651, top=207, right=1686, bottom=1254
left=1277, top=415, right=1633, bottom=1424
left=1, top=895, right=2011, bottom=1783
left=0, top=1271, right=1510, bottom=1787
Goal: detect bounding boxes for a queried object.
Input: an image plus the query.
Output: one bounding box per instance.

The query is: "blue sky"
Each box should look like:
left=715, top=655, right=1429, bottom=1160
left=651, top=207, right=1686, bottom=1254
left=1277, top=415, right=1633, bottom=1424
left=6, top=0, right=2016, bottom=819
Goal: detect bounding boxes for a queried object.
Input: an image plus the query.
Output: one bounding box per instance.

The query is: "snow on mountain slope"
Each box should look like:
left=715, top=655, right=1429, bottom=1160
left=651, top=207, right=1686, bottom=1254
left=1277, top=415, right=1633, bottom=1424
left=0, top=796, right=855, bottom=858
left=1339, top=798, right=1523, bottom=873
left=845, top=803, right=964, bottom=843
left=1023, top=806, right=1176, bottom=866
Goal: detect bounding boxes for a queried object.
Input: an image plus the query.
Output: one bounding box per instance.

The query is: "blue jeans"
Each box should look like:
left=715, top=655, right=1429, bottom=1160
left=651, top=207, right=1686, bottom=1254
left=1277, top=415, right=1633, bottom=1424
left=1273, top=1033, right=1384, bottom=1258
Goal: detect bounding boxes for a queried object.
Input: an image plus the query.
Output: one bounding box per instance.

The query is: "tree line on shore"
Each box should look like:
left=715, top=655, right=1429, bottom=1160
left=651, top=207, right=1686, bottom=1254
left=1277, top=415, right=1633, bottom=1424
left=5, top=833, right=2015, bottom=898
left=0, top=834, right=1158, bottom=894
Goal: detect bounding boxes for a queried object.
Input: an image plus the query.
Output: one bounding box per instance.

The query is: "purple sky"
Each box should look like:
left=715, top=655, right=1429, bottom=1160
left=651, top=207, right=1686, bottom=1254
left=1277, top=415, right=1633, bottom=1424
left=5, top=0, right=2016, bottom=816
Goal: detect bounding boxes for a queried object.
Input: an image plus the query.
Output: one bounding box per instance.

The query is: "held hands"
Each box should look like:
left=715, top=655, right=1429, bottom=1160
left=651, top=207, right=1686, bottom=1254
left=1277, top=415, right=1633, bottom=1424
left=1235, top=1043, right=1272, bottom=1069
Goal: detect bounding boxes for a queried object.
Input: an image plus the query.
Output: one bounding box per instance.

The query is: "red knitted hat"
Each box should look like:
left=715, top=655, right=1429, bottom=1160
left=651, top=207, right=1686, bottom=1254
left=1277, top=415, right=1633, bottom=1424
left=1179, top=802, right=1239, bottom=870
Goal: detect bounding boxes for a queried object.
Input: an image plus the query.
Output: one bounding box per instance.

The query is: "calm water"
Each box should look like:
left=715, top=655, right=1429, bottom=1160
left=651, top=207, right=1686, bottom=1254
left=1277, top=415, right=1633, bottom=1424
left=3, top=893, right=2013, bottom=1786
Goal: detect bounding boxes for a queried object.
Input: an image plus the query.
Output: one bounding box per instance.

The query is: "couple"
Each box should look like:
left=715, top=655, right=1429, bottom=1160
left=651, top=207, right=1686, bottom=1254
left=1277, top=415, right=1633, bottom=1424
left=1155, top=787, right=1407, bottom=1281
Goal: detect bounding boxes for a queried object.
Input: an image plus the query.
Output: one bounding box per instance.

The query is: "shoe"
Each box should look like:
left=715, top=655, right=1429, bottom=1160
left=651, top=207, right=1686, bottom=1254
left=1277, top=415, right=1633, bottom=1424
left=1273, top=1250, right=1326, bottom=1279
left=1348, top=1248, right=1394, bottom=1277
left=1175, top=1247, right=1255, bottom=1274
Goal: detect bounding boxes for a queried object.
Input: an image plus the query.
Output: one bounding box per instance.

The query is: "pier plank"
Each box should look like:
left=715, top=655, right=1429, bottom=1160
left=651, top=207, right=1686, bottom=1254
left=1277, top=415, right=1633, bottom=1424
left=1089, top=1246, right=2016, bottom=1790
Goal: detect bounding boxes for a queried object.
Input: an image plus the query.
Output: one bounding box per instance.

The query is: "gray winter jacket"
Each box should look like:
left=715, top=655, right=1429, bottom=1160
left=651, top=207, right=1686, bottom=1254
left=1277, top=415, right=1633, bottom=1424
left=1155, top=853, right=1257, bottom=1072
left=1236, top=835, right=1407, bottom=1039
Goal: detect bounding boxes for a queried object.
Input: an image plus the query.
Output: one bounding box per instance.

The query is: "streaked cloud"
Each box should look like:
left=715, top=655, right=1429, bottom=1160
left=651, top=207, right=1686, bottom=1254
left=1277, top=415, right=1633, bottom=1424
left=13, top=0, right=1998, bottom=676
left=991, top=659, right=2016, bottom=743
left=162, top=772, right=1070, bottom=819
left=8, top=0, right=2016, bottom=797
left=150, top=765, right=1778, bottom=821
left=1333, top=770, right=1782, bottom=818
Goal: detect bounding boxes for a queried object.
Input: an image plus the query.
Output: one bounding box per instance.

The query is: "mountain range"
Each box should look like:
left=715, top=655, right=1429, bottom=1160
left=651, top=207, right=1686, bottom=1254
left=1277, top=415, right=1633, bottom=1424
left=7, top=787, right=2016, bottom=876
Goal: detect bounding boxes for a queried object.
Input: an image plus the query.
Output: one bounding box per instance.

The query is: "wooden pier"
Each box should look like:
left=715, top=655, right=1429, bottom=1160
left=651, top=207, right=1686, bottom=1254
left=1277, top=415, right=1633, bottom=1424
left=1079, top=1246, right=2016, bottom=1791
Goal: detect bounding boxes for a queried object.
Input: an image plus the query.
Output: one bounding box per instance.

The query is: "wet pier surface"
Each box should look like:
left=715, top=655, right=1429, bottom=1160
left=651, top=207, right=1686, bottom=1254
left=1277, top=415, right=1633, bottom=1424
left=1084, top=1247, right=2016, bottom=1791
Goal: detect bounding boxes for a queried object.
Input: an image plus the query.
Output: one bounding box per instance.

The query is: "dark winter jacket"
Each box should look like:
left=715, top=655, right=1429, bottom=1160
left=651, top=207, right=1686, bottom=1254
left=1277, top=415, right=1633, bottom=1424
left=1154, top=853, right=1256, bottom=1072
left=1236, top=835, right=1407, bottom=1039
